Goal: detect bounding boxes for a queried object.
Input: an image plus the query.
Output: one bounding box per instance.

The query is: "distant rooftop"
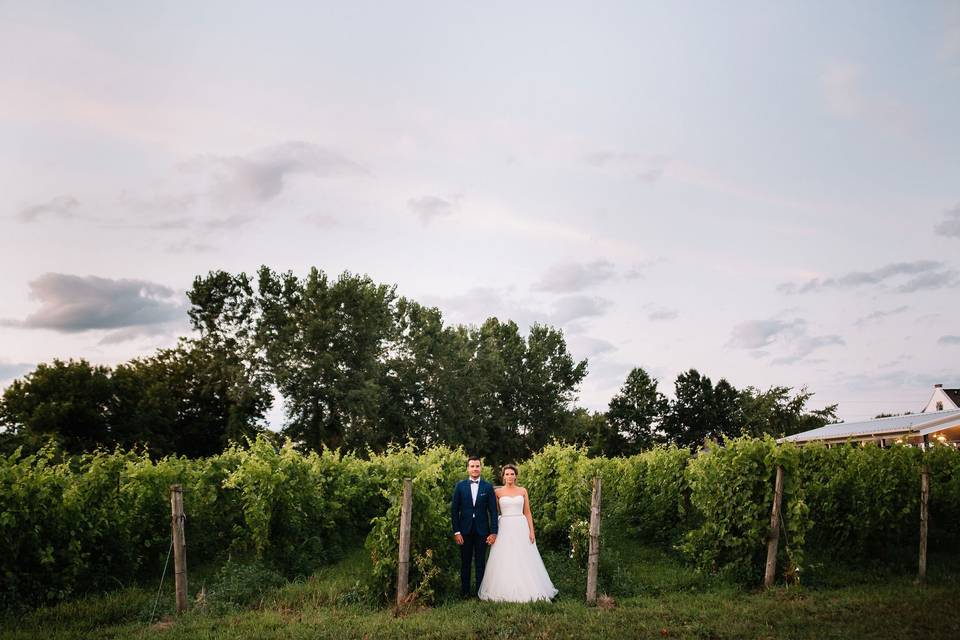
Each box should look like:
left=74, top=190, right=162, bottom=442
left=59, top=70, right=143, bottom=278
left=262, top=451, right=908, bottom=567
left=943, top=389, right=960, bottom=408
left=780, top=408, right=960, bottom=445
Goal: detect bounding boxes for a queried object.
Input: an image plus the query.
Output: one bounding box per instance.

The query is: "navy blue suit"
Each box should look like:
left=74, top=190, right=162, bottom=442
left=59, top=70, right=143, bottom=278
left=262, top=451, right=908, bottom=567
left=451, top=478, right=499, bottom=596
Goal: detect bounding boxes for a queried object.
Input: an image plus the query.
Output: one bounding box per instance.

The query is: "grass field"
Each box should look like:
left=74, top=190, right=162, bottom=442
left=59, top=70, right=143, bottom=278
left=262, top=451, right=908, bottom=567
left=2, top=539, right=957, bottom=640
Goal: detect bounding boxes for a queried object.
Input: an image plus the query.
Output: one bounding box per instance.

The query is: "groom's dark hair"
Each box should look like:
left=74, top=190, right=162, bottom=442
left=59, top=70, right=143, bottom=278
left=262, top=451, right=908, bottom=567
left=466, top=455, right=482, bottom=465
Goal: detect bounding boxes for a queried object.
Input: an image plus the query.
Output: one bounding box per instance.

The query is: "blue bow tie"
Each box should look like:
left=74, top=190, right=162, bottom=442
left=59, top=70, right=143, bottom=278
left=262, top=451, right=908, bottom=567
left=470, top=480, right=479, bottom=484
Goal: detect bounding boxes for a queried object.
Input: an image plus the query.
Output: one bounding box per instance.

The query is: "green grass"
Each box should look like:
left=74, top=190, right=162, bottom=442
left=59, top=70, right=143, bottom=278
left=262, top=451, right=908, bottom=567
left=2, top=541, right=957, bottom=640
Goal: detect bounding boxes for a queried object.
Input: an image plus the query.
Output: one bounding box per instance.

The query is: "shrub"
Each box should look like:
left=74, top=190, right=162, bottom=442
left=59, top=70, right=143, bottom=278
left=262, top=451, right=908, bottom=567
left=680, top=436, right=809, bottom=584
left=365, top=444, right=466, bottom=604
left=621, top=446, right=691, bottom=544
left=798, top=443, right=921, bottom=559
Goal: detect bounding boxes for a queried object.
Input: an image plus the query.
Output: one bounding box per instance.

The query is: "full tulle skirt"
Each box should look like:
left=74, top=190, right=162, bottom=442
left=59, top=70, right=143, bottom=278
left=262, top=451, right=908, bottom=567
left=478, top=514, right=558, bottom=602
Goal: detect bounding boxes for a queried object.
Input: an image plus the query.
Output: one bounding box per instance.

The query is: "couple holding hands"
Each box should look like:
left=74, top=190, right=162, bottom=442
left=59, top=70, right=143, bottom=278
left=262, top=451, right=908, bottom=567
left=450, top=456, right=557, bottom=602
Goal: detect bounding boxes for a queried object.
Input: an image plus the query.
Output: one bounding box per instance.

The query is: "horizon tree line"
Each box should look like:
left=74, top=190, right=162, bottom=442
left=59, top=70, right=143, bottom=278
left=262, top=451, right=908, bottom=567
left=0, top=267, right=838, bottom=461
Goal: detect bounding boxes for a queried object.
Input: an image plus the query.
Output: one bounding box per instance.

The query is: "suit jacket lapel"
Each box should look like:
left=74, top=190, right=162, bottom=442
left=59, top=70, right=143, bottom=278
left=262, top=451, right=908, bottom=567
left=465, top=479, right=486, bottom=507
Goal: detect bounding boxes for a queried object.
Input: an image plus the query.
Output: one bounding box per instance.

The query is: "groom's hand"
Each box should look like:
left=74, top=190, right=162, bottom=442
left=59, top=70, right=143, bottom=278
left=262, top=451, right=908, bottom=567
left=454, top=533, right=463, bottom=545
left=486, top=534, right=497, bottom=545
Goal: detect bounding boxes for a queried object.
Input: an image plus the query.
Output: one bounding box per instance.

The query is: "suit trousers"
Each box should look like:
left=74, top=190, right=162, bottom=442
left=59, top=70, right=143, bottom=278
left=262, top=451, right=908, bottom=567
left=460, top=530, right=487, bottom=596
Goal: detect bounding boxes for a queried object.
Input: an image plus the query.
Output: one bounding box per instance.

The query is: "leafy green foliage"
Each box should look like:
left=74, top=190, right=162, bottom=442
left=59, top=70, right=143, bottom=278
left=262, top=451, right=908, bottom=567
left=605, top=367, right=669, bottom=454
left=187, top=267, right=588, bottom=462
left=0, top=360, right=114, bottom=453
left=738, top=386, right=838, bottom=438
left=621, top=445, right=692, bottom=543
left=927, top=444, right=960, bottom=548
left=795, top=442, right=960, bottom=558
left=605, top=369, right=835, bottom=455
left=519, top=443, right=593, bottom=546
left=203, top=559, right=286, bottom=610
left=111, top=340, right=271, bottom=457
left=680, top=437, right=810, bottom=584
left=2, top=436, right=958, bottom=611
left=662, top=369, right=741, bottom=449
left=0, top=436, right=381, bottom=609
left=365, top=444, right=466, bottom=604
left=0, top=344, right=270, bottom=459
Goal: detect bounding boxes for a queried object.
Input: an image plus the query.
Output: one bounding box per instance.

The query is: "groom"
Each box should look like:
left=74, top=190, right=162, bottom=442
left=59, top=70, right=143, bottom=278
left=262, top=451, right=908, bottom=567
left=451, top=455, right=498, bottom=597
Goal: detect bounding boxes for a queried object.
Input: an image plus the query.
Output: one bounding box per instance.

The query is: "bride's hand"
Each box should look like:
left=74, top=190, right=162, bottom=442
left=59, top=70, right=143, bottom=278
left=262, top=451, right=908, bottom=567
left=529, top=531, right=535, bottom=544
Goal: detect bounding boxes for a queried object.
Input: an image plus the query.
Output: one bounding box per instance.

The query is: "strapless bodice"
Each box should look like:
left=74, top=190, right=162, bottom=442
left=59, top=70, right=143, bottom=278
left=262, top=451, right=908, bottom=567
left=498, top=494, right=524, bottom=516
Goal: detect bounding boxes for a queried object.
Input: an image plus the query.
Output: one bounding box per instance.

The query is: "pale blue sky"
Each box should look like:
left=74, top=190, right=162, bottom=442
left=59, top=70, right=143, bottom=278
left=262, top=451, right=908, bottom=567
left=2, top=1, right=958, bottom=424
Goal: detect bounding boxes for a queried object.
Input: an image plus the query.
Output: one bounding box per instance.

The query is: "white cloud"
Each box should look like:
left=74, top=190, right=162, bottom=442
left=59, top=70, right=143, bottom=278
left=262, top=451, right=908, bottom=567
left=778, top=261, right=958, bottom=294
left=425, top=287, right=548, bottom=332
left=1, top=273, right=185, bottom=333
left=648, top=308, right=678, bottom=321
left=426, top=287, right=612, bottom=332
left=567, top=335, right=617, bottom=358
left=934, top=204, right=960, bottom=238
left=729, top=318, right=844, bottom=365
left=534, top=260, right=617, bottom=293
left=854, top=305, right=909, bottom=327
left=551, top=295, right=612, bottom=325
left=18, top=195, right=81, bottom=222
left=185, top=141, right=365, bottom=207
left=728, top=319, right=798, bottom=349
left=408, top=195, right=460, bottom=224
left=20, top=142, right=365, bottom=234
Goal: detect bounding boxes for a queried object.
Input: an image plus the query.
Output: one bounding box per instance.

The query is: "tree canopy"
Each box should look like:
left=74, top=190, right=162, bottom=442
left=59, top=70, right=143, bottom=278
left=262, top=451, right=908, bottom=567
left=185, top=267, right=588, bottom=462
left=0, top=340, right=269, bottom=458
left=1, top=266, right=838, bottom=460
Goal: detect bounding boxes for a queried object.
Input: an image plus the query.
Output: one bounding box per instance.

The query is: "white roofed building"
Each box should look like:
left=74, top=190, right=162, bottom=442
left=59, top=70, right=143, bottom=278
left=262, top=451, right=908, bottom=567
left=780, top=384, right=960, bottom=447
left=921, top=384, right=960, bottom=413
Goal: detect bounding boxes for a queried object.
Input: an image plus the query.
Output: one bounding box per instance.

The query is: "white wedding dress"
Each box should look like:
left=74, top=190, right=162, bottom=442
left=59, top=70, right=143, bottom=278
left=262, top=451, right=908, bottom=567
left=478, top=494, right=558, bottom=602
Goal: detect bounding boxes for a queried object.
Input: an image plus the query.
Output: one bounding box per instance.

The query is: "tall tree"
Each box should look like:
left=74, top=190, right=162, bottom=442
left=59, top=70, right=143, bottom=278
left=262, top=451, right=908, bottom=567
left=738, top=385, right=837, bottom=438
left=0, top=343, right=270, bottom=458
left=0, top=359, right=113, bottom=454
left=255, top=267, right=398, bottom=452
left=186, top=266, right=589, bottom=459
left=606, top=367, right=669, bottom=455
left=112, top=340, right=270, bottom=457
left=663, top=369, right=741, bottom=449
left=521, top=324, right=589, bottom=453
left=559, top=407, right=618, bottom=457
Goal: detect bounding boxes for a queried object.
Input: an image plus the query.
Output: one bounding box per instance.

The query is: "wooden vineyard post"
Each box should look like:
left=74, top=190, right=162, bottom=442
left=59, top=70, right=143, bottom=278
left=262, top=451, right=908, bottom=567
left=918, top=464, right=930, bottom=584
left=763, top=465, right=785, bottom=589
left=396, top=478, right=413, bottom=607
left=170, top=485, right=188, bottom=613
left=586, top=477, right=602, bottom=604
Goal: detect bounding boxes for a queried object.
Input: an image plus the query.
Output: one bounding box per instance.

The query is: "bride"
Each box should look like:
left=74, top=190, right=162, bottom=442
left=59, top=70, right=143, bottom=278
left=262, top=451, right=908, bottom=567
left=478, top=464, right=558, bottom=602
